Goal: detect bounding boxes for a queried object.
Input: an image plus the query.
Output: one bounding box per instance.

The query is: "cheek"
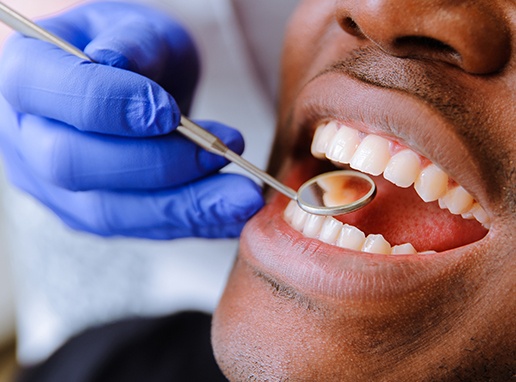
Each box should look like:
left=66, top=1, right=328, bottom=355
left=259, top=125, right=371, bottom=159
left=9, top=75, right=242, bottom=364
left=279, top=1, right=337, bottom=114
left=278, top=1, right=363, bottom=148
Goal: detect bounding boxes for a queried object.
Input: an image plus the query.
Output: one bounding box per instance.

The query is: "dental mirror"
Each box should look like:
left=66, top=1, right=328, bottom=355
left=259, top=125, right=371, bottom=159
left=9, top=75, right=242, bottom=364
left=297, top=170, right=376, bottom=215
left=0, top=1, right=377, bottom=216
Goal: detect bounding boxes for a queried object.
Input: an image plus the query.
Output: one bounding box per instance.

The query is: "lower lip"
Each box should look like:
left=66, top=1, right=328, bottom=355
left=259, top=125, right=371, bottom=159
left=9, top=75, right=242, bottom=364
left=240, top=193, right=486, bottom=302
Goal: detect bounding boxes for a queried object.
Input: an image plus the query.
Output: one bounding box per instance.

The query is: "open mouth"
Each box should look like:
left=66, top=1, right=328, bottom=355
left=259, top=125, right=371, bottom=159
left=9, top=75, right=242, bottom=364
left=282, top=120, right=489, bottom=255
left=239, top=73, right=494, bottom=300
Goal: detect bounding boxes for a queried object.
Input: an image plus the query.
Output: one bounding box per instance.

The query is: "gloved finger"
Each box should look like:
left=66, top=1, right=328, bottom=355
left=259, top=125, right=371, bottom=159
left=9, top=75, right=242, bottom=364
left=86, top=174, right=264, bottom=239
left=5, top=145, right=264, bottom=239
left=80, top=16, right=198, bottom=112
left=16, top=117, right=245, bottom=190
left=0, top=35, right=179, bottom=137
left=40, top=2, right=199, bottom=112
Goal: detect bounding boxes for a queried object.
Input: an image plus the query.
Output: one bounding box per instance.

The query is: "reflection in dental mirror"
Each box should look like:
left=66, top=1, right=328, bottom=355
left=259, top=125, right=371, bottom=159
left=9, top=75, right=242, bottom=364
left=297, top=170, right=376, bottom=216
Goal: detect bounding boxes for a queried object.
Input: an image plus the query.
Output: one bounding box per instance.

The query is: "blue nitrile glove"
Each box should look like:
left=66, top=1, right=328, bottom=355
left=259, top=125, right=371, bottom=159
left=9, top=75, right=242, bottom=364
left=0, top=2, right=264, bottom=239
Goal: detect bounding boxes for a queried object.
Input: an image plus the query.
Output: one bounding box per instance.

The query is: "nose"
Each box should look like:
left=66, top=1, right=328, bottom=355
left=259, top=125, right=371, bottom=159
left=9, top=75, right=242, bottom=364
left=336, top=0, right=511, bottom=74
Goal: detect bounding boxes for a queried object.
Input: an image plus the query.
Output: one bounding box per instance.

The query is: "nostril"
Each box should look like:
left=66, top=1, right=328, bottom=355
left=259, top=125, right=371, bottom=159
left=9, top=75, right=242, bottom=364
left=392, top=36, right=462, bottom=67
left=339, top=17, right=365, bottom=39
left=395, top=36, right=456, bottom=55
left=337, top=2, right=511, bottom=74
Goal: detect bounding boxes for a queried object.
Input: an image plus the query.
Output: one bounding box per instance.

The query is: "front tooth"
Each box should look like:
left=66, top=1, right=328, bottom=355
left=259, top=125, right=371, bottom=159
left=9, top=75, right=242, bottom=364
left=326, top=124, right=361, bottom=163
left=303, top=214, right=325, bottom=238
left=336, top=224, right=366, bottom=251
left=383, top=149, right=421, bottom=188
left=414, top=164, right=449, bottom=202
left=439, top=186, right=474, bottom=215
left=311, top=121, right=339, bottom=158
left=319, top=217, right=343, bottom=244
left=284, top=200, right=297, bottom=221
left=291, top=206, right=309, bottom=230
left=391, top=243, right=417, bottom=255
left=350, top=135, right=391, bottom=176
left=362, top=234, right=391, bottom=254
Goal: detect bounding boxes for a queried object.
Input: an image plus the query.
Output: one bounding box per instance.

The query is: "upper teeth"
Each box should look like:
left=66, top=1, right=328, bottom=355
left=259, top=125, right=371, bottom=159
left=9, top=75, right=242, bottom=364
left=310, top=121, right=490, bottom=228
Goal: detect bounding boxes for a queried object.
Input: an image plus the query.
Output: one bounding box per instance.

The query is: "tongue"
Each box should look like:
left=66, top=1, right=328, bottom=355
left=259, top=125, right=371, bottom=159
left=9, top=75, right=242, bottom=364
left=336, top=176, right=487, bottom=252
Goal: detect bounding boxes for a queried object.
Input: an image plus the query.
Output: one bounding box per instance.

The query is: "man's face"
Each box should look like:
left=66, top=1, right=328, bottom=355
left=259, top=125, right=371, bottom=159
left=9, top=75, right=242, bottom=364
left=213, top=0, right=515, bottom=380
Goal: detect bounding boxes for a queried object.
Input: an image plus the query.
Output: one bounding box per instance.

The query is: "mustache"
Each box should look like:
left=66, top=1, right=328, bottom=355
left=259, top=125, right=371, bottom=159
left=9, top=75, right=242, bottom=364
left=324, top=46, right=472, bottom=126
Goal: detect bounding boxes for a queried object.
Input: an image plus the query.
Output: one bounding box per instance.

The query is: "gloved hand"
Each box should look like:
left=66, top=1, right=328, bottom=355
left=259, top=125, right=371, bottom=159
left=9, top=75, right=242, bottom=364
left=0, top=2, right=264, bottom=239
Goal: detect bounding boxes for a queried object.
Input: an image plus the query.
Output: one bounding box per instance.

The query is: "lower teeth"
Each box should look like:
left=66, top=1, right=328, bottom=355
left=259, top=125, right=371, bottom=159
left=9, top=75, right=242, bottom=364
left=284, top=201, right=435, bottom=255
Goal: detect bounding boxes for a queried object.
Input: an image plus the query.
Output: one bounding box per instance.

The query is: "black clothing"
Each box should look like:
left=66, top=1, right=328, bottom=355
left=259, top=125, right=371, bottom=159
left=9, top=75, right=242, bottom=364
left=17, top=312, right=227, bottom=382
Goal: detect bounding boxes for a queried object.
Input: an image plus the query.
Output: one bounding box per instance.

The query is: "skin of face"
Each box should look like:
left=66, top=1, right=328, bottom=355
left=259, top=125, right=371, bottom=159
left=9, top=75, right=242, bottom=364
left=213, top=0, right=515, bottom=381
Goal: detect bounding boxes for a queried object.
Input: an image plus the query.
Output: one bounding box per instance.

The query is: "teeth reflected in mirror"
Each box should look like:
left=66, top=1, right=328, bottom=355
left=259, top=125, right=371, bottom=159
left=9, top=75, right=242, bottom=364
left=296, top=171, right=376, bottom=216
left=316, top=174, right=375, bottom=207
